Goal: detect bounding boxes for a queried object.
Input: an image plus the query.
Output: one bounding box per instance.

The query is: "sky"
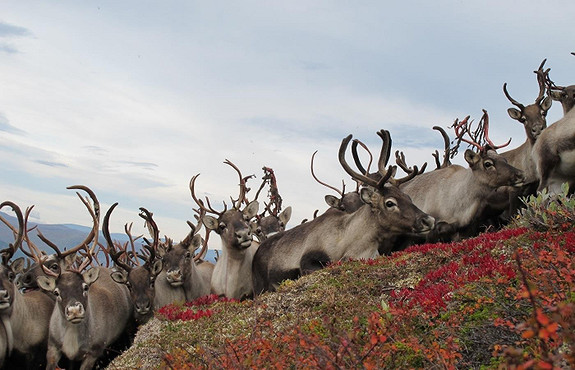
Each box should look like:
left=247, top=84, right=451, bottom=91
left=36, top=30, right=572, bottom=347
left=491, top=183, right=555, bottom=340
left=1, top=1, right=574, bottom=247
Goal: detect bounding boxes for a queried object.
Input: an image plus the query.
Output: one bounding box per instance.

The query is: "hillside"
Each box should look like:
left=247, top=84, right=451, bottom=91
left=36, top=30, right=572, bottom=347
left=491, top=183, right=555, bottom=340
left=109, top=192, right=575, bottom=369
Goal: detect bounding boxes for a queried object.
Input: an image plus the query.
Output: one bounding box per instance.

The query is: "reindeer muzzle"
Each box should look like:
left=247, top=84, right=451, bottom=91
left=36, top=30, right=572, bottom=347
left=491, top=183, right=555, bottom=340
left=166, top=270, right=184, bottom=287
left=414, top=215, right=436, bottom=234
left=511, top=171, right=526, bottom=188
left=65, top=302, right=86, bottom=323
left=0, top=290, right=11, bottom=310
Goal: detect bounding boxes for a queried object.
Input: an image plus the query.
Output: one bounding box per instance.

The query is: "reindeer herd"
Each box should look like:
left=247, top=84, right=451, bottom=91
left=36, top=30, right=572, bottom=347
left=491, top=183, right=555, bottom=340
left=0, top=53, right=573, bottom=369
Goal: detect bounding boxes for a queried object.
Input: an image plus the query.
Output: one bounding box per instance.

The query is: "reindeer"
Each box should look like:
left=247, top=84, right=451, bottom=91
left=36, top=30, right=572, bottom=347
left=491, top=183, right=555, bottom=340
left=546, top=53, right=575, bottom=115
left=157, top=190, right=213, bottom=302
left=0, top=201, right=54, bottom=369
left=495, top=60, right=553, bottom=214
left=104, top=204, right=163, bottom=324
left=252, top=132, right=435, bottom=295
left=532, top=53, right=575, bottom=193
left=37, top=252, right=133, bottom=370
left=399, top=112, right=525, bottom=240
left=192, top=160, right=260, bottom=300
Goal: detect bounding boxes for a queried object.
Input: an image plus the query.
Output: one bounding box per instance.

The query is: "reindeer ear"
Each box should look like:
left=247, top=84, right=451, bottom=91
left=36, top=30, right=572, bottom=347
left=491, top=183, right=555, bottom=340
left=541, top=96, right=552, bottom=111
left=202, top=215, right=219, bottom=231
left=279, top=206, right=292, bottom=226
left=190, top=234, right=203, bottom=252
left=82, top=268, right=100, bottom=285
left=9, top=257, right=25, bottom=274
left=324, top=195, right=340, bottom=208
left=360, top=187, right=376, bottom=205
left=110, top=270, right=128, bottom=284
left=37, top=276, right=56, bottom=292
left=150, top=259, right=163, bottom=276
left=549, top=90, right=563, bottom=101
left=464, top=149, right=481, bottom=167
left=63, top=254, right=78, bottom=269
left=243, top=200, right=259, bottom=219
left=507, top=108, right=522, bottom=121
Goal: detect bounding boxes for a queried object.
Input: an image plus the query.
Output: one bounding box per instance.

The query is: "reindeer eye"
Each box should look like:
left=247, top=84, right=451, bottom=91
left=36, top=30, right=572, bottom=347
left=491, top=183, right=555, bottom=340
left=49, top=264, right=59, bottom=272
left=218, top=222, right=226, bottom=230
left=82, top=283, right=89, bottom=292
left=484, top=160, right=494, bottom=169
left=8, top=272, right=15, bottom=282
left=53, top=288, right=61, bottom=298
left=385, top=200, right=397, bottom=209
left=185, top=251, right=192, bottom=259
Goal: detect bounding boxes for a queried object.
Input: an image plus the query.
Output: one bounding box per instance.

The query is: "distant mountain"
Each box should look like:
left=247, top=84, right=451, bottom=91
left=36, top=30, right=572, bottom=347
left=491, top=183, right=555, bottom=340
left=0, top=211, right=218, bottom=263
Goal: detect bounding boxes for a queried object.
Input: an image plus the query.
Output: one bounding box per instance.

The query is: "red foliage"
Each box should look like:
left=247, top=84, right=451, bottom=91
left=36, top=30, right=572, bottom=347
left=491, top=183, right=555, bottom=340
left=156, top=294, right=238, bottom=322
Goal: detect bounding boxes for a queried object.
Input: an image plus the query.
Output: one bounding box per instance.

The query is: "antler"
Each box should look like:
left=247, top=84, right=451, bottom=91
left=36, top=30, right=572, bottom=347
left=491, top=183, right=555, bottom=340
left=103, top=203, right=132, bottom=273
left=0, top=201, right=24, bottom=265
left=453, top=112, right=511, bottom=152
left=351, top=139, right=374, bottom=176
left=310, top=151, right=345, bottom=197
left=40, top=186, right=101, bottom=260
left=253, top=167, right=283, bottom=218
left=20, top=206, right=44, bottom=262
left=394, top=151, right=427, bottom=185
left=503, top=82, right=525, bottom=110
left=431, top=126, right=454, bottom=169
left=339, top=133, right=396, bottom=190
left=533, top=59, right=550, bottom=105
left=224, top=159, right=254, bottom=209
left=190, top=174, right=225, bottom=217
left=138, top=207, right=159, bottom=268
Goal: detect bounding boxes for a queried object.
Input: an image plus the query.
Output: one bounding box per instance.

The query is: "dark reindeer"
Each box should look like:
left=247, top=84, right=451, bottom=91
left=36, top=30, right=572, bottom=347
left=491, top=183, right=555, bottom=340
left=105, top=204, right=163, bottom=324
left=399, top=112, right=525, bottom=240
left=252, top=132, right=435, bottom=295
left=532, top=53, right=575, bottom=193
left=0, top=201, right=54, bottom=369
left=192, top=160, right=259, bottom=300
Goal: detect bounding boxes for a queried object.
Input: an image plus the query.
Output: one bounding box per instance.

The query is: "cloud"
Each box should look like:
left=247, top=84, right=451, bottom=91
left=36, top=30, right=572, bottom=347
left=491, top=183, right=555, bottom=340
left=0, top=21, right=32, bottom=54
left=35, top=160, right=68, bottom=168
left=0, top=113, right=26, bottom=135
left=0, top=22, right=31, bottom=38
left=116, top=160, right=158, bottom=171
left=0, top=44, right=17, bottom=54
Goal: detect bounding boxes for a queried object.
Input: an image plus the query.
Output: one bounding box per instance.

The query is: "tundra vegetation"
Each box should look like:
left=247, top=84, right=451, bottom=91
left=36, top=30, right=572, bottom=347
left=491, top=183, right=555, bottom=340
left=110, top=186, right=575, bottom=369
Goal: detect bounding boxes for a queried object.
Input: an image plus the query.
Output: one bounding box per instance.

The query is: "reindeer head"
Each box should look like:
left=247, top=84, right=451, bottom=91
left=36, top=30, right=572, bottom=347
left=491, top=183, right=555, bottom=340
left=191, top=160, right=260, bottom=252
left=503, top=59, right=552, bottom=142
left=454, top=112, right=525, bottom=188
left=339, top=132, right=435, bottom=235
left=105, top=204, right=162, bottom=322
left=545, top=53, right=575, bottom=115
left=17, top=186, right=100, bottom=293
left=0, top=201, right=26, bottom=313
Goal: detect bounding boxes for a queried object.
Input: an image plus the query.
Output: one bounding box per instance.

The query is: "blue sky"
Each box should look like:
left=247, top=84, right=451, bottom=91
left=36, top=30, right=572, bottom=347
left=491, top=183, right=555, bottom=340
left=0, top=1, right=574, bottom=242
